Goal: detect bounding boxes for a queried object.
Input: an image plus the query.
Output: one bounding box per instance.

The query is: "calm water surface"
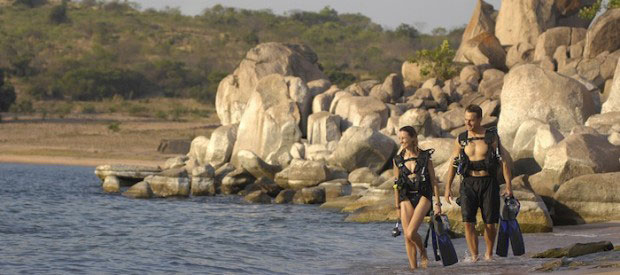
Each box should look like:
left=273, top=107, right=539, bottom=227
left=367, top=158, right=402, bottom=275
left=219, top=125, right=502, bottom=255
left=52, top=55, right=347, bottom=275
left=1, top=163, right=619, bottom=274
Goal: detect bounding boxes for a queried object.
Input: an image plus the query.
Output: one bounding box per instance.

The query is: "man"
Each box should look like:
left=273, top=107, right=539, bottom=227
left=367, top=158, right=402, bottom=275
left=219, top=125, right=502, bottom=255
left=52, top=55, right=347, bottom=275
left=444, top=104, right=513, bottom=262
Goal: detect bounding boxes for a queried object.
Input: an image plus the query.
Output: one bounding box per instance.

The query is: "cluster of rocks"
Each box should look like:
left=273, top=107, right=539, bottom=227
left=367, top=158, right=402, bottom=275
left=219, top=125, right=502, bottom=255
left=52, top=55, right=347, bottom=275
left=95, top=1, right=620, bottom=234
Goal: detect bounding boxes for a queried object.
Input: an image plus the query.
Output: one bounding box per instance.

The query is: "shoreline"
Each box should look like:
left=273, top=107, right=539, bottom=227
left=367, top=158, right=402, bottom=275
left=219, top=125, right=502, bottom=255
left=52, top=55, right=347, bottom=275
left=0, top=154, right=164, bottom=168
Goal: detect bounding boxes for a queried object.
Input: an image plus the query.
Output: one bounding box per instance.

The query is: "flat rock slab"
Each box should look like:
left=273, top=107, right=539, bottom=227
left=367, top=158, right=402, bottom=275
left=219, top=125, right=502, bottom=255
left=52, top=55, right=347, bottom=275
left=95, top=164, right=162, bottom=181
left=532, top=241, right=614, bottom=258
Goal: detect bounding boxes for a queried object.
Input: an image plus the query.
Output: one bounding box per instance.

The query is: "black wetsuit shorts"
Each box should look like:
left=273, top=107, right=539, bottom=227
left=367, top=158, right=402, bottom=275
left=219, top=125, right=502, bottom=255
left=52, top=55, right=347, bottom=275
left=459, top=175, right=499, bottom=224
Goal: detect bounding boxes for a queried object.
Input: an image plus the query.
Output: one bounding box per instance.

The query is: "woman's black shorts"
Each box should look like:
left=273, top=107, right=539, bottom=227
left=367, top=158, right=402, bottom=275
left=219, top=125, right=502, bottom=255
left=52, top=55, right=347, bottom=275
left=459, top=175, right=499, bottom=224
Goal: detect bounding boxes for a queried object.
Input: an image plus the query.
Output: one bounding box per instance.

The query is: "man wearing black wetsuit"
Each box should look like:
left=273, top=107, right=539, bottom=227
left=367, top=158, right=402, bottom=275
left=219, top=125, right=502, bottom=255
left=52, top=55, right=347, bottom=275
left=444, top=104, right=513, bottom=262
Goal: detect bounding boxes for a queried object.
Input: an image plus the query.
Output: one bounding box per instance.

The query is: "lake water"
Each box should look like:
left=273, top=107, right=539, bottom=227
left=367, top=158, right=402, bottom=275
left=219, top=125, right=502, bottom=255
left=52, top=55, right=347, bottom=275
left=1, top=163, right=619, bottom=274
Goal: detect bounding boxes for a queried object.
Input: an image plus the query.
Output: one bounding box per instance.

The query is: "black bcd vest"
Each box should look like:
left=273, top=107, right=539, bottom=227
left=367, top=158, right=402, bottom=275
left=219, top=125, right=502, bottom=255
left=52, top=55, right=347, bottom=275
left=393, top=148, right=434, bottom=192
left=454, top=127, right=502, bottom=176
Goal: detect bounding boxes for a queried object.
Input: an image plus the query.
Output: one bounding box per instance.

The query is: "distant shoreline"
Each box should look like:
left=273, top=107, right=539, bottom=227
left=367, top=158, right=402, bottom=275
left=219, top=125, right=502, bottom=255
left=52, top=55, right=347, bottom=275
left=0, top=154, right=164, bottom=168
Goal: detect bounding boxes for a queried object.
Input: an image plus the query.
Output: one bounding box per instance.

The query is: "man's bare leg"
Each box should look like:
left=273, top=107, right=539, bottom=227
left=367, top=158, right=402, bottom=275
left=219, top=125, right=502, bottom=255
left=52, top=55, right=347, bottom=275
left=464, top=223, right=479, bottom=262
left=483, top=223, right=497, bottom=260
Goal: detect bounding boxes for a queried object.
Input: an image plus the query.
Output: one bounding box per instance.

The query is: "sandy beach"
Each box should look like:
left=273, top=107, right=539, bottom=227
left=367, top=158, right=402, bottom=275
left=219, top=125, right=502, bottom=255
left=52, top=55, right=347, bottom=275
left=0, top=112, right=220, bottom=168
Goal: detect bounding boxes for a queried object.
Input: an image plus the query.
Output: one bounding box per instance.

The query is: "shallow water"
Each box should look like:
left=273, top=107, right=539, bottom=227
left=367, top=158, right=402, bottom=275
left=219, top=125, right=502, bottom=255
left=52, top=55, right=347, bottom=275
left=0, top=163, right=618, bottom=274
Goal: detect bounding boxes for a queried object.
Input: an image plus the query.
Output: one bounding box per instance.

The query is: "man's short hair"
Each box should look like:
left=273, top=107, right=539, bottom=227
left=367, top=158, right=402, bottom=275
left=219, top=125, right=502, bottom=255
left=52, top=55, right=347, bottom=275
left=465, top=104, right=483, bottom=119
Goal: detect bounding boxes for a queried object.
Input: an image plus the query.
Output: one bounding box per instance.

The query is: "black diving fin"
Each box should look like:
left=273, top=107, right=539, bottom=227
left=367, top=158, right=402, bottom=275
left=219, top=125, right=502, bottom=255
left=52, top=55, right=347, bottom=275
left=496, top=196, right=525, bottom=257
left=431, top=214, right=458, bottom=266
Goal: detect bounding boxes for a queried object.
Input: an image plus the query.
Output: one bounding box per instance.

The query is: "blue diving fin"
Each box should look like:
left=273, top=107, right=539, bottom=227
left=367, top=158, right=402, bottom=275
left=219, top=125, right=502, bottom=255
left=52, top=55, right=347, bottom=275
left=496, top=196, right=525, bottom=257
left=432, top=215, right=458, bottom=266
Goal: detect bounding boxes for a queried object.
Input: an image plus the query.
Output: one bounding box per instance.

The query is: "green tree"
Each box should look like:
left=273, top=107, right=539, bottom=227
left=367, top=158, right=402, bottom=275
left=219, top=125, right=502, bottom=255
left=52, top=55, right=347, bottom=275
left=0, top=69, right=16, bottom=112
left=579, top=0, right=620, bottom=19
left=49, top=1, right=69, bottom=24
left=395, top=24, right=419, bottom=39
left=410, top=40, right=458, bottom=81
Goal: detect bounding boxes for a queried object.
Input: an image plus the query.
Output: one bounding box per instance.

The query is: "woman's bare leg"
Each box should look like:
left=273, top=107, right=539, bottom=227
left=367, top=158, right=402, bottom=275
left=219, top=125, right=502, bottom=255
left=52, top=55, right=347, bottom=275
left=405, top=197, right=432, bottom=268
left=400, top=200, right=416, bottom=269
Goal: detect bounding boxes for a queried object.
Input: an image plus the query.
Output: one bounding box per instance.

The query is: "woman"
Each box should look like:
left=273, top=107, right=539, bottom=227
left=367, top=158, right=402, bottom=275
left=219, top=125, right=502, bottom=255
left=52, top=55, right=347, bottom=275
left=393, top=126, right=442, bottom=270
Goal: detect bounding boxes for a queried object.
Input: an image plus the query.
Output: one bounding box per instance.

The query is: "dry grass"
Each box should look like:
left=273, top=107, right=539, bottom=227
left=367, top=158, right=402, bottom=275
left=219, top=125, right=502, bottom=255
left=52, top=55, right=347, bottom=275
left=0, top=99, right=221, bottom=166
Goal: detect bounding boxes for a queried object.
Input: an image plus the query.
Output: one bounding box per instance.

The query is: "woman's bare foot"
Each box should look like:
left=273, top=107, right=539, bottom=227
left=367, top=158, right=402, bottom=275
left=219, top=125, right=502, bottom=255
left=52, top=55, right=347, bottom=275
left=463, top=254, right=479, bottom=263
left=484, top=253, right=493, bottom=261
left=420, top=251, right=429, bottom=268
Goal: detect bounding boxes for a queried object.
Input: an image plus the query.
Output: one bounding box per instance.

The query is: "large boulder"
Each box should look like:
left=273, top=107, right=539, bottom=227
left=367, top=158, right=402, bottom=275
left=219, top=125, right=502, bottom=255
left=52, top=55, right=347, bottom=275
left=145, top=168, right=190, bottom=197
left=533, top=124, right=565, bottom=167
left=511, top=119, right=546, bottom=160
left=312, top=86, right=340, bottom=113
left=244, top=190, right=272, bottom=204
left=221, top=168, right=255, bottom=195
left=585, top=112, right=620, bottom=135
left=345, top=80, right=378, bottom=97
left=292, top=186, right=326, bottom=204
left=273, top=189, right=296, bottom=204
left=401, top=61, right=425, bottom=86
left=215, top=42, right=325, bottom=125
left=102, top=176, right=120, bottom=193
left=307, top=112, right=341, bottom=145
left=399, top=108, right=434, bottom=137
left=205, top=124, right=238, bottom=168
left=122, top=181, right=153, bottom=199
left=495, top=0, right=593, bottom=47
left=601, top=58, right=620, bottom=113
left=533, top=27, right=586, bottom=61
left=418, top=138, right=455, bottom=166
left=319, top=179, right=352, bottom=201
left=236, top=150, right=280, bottom=180
left=553, top=172, right=620, bottom=224
left=479, top=75, right=504, bottom=99
left=530, top=133, right=620, bottom=198
left=439, top=107, right=466, bottom=132
left=494, top=0, right=556, bottom=46
left=163, top=156, right=186, bottom=170
left=187, top=136, right=209, bottom=165
left=462, top=32, right=507, bottom=70
left=333, top=96, right=389, bottom=131
left=307, top=79, right=332, bottom=97
left=231, top=74, right=305, bottom=167
left=274, top=159, right=329, bottom=190
left=94, top=164, right=161, bottom=182
left=348, top=167, right=380, bottom=189
left=190, top=165, right=216, bottom=196
left=328, top=127, right=396, bottom=173
left=506, top=42, right=535, bottom=68
left=583, top=9, right=620, bottom=58
left=454, top=0, right=497, bottom=63
left=497, top=64, right=597, bottom=149
left=369, top=73, right=404, bottom=103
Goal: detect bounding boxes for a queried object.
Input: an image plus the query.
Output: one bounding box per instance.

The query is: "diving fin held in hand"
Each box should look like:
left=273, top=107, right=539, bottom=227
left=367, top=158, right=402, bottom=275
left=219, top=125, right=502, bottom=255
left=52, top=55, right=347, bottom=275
left=496, top=196, right=525, bottom=257
left=431, top=214, right=458, bottom=266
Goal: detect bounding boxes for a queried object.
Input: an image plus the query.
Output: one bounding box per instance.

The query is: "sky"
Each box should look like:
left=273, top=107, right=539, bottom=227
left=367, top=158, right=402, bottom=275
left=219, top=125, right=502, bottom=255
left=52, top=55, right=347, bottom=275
left=130, top=0, right=503, bottom=32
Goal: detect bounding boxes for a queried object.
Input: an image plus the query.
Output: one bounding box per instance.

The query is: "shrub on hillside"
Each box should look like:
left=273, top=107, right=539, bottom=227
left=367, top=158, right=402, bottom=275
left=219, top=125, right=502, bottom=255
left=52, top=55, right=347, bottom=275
left=13, top=0, right=47, bottom=8
left=0, top=70, right=16, bottom=112
left=56, top=67, right=153, bottom=100
left=49, top=1, right=69, bottom=24
left=579, top=0, right=620, bottom=19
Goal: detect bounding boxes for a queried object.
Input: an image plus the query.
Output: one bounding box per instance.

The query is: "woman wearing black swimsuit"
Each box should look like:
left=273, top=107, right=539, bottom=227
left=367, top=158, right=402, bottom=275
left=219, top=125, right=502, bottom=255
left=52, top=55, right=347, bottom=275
left=393, top=126, right=442, bottom=270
